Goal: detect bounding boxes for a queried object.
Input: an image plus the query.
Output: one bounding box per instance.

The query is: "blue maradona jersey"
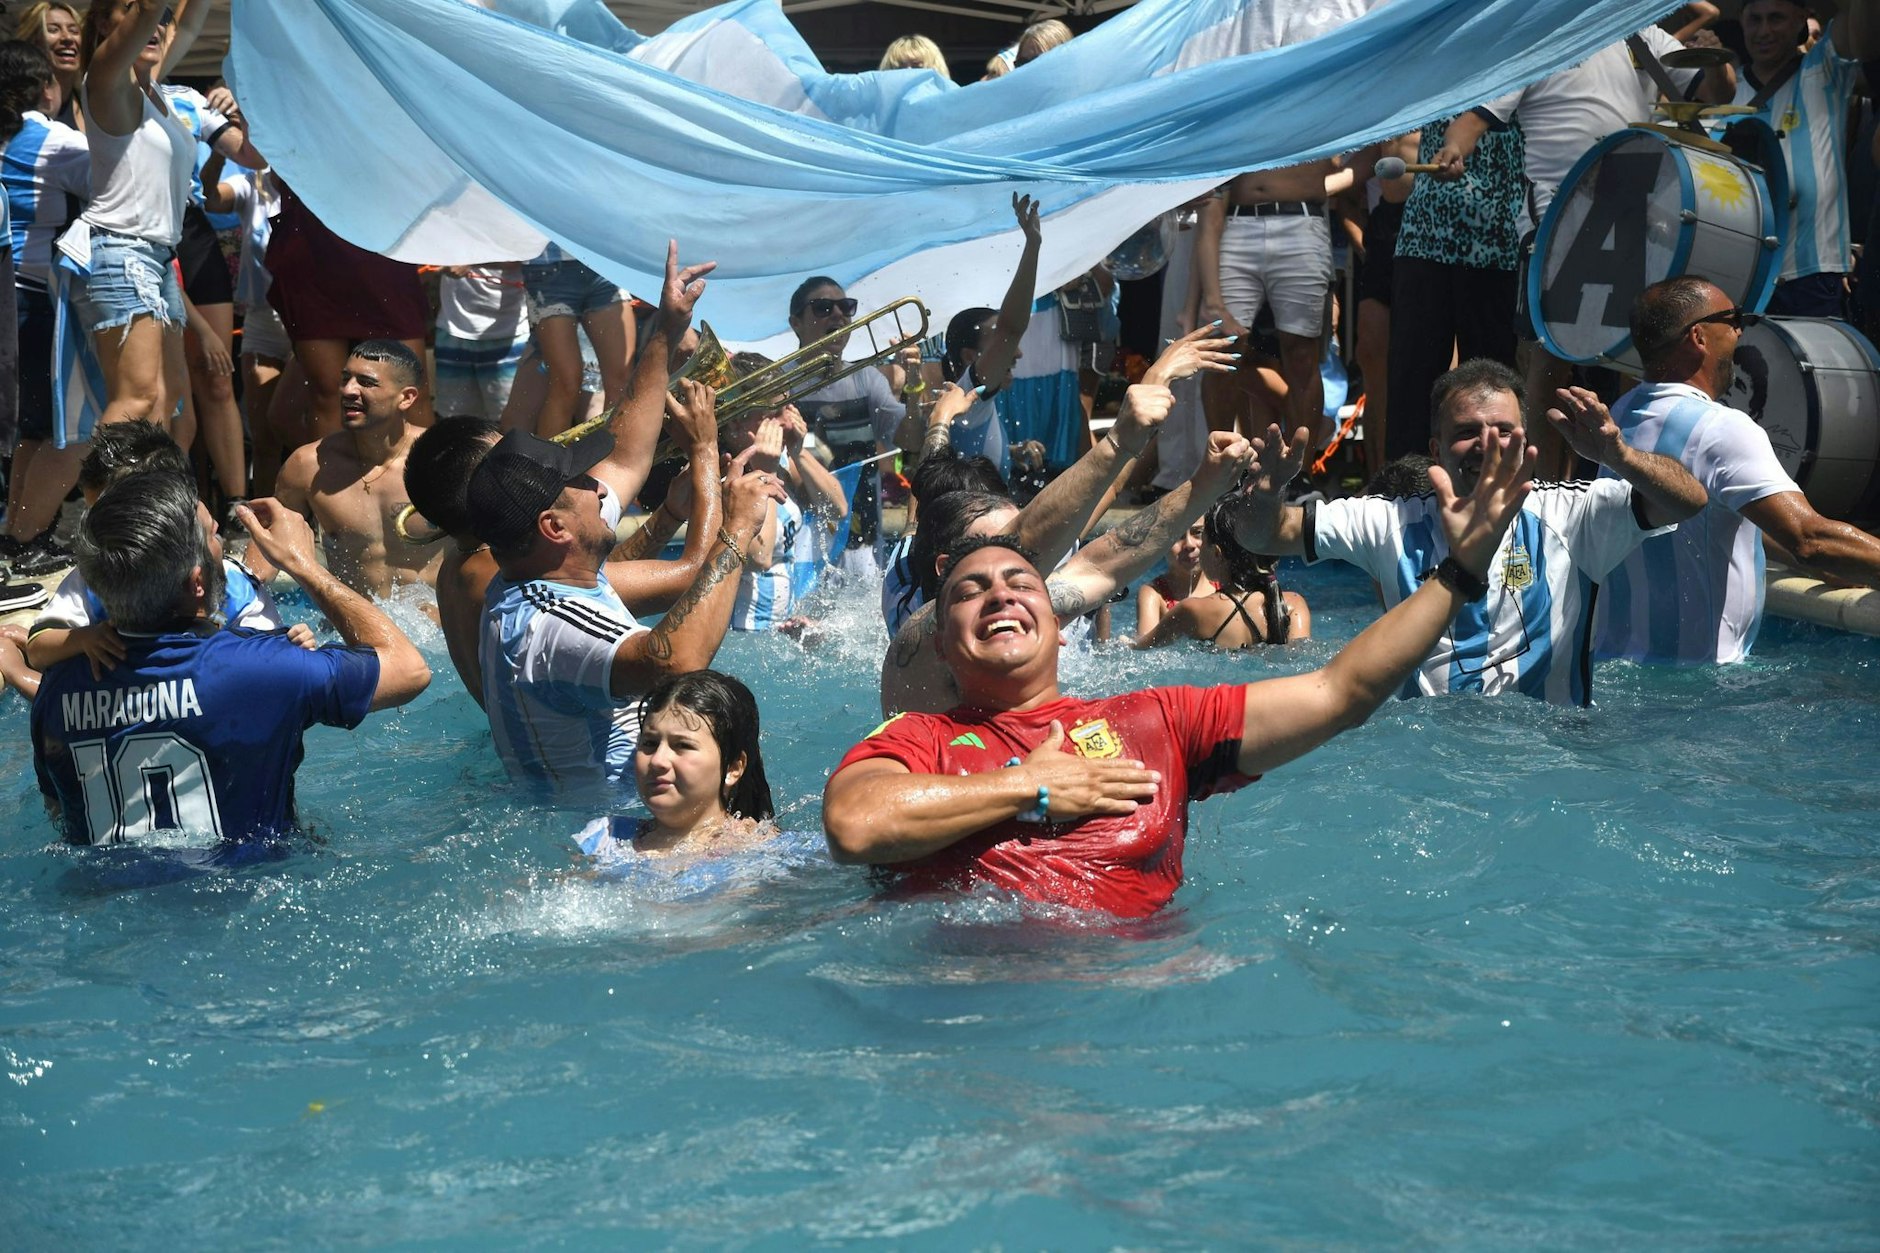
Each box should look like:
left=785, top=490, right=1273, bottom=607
left=1306, top=481, right=1665, bottom=706
left=31, top=628, right=379, bottom=844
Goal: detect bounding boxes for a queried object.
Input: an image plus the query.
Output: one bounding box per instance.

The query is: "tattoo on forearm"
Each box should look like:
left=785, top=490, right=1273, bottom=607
left=645, top=541, right=740, bottom=661
left=1048, top=579, right=1089, bottom=619
left=1112, top=504, right=1161, bottom=550
left=921, top=420, right=952, bottom=461
left=891, top=609, right=934, bottom=668
left=612, top=524, right=662, bottom=563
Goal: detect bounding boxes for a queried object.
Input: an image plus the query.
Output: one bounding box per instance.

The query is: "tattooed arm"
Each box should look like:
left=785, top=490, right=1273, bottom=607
left=607, top=467, right=785, bottom=697
left=878, top=601, right=963, bottom=716
left=604, top=381, right=725, bottom=616
left=1012, top=383, right=1176, bottom=572
left=1041, top=431, right=1253, bottom=621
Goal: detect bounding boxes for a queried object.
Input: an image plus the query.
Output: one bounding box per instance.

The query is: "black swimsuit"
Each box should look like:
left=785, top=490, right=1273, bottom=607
left=1204, top=592, right=1266, bottom=648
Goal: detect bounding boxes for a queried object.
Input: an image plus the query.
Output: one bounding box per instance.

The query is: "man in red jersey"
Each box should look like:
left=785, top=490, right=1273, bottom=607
left=823, top=428, right=1536, bottom=917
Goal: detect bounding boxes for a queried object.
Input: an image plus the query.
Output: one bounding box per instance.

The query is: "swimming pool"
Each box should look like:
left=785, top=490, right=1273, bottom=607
left=2, top=560, right=1876, bottom=1246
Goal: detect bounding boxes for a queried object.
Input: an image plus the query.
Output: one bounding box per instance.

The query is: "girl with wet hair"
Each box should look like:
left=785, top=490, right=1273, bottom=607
left=1136, top=500, right=1310, bottom=649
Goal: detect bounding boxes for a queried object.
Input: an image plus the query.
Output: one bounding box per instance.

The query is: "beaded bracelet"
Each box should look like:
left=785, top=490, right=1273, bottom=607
left=1017, top=783, right=1050, bottom=824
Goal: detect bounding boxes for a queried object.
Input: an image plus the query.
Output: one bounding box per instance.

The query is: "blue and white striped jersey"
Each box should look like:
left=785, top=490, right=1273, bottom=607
left=160, top=85, right=232, bottom=220
left=37, top=559, right=284, bottom=636
left=3, top=110, right=87, bottom=286
left=1307, top=480, right=1665, bottom=705
left=1732, top=28, right=1861, bottom=280
left=480, top=575, right=648, bottom=797
left=732, top=491, right=837, bottom=631
left=1594, top=382, right=1799, bottom=664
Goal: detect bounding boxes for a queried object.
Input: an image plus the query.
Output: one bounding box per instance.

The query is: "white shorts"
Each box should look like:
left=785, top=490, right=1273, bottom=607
left=240, top=301, right=291, bottom=361
left=1218, top=212, right=1332, bottom=338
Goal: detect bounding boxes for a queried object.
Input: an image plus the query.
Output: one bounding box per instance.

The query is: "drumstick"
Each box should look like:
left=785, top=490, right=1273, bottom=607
left=1374, top=157, right=1445, bottom=180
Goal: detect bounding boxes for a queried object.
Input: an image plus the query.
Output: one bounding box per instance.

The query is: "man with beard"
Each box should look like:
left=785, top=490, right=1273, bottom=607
left=1228, top=357, right=1706, bottom=704
left=275, top=340, right=440, bottom=596
left=1594, top=276, right=1880, bottom=663
left=30, top=471, right=430, bottom=844
left=468, top=409, right=784, bottom=799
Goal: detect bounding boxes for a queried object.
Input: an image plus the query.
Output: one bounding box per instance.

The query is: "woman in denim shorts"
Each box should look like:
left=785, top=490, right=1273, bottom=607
left=75, top=1, right=256, bottom=436
left=519, top=244, right=636, bottom=438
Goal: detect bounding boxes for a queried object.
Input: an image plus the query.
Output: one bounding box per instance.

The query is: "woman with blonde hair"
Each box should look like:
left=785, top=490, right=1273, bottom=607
left=13, top=1, right=81, bottom=125
left=879, top=34, right=949, bottom=79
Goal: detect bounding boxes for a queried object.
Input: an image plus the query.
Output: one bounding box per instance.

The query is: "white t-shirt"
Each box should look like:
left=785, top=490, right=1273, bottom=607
left=82, top=85, right=225, bottom=247
left=1479, top=29, right=1696, bottom=230
left=221, top=171, right=278, bottom=311
left=1308, top=480, right=1666, bottom=705
left=438, top=266, right=527, bottom=341
left=1594, top=382, right=1800, bottom=664
left=797, top=366, right=905, bottom=450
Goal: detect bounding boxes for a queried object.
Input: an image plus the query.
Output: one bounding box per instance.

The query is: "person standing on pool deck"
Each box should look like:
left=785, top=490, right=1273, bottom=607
left=1225, top=358, right=1708, bottom=705
left=31, top=473, right=431, bottom=844
left=822, top=430, right=1534, bottom=918
left=1593, top=276, right=1880, bottom=663
left=467, top=394, right=784, bottom=799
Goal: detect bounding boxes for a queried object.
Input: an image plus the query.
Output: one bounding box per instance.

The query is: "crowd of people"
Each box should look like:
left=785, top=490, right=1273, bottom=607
left=7, top=1, right=1880, bottom=918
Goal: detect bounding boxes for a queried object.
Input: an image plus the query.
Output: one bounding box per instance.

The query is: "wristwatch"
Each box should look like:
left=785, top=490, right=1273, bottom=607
left=1418, top=556, right=1489, bottom=600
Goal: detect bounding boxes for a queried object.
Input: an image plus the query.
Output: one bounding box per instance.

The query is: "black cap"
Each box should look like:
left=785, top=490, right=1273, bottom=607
left=466, top=427, right=614, bottom=552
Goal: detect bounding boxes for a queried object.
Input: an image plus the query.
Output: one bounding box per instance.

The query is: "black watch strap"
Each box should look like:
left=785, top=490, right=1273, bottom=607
left=1419, top=555, right=1489, bottom=600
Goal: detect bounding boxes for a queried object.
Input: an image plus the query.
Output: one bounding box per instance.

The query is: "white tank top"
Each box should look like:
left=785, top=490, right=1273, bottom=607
left=82, top=86, right=198, bottom=247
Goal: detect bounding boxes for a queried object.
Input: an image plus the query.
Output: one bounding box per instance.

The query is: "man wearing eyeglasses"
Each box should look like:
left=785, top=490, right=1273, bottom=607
left=1594, top=275, right=1880, bottom=663
left=1226, top=358, right=1708, bottom=705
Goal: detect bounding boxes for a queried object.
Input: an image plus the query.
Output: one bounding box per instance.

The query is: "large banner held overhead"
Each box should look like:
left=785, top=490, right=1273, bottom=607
left=230, top=0, right=1686, bottom=345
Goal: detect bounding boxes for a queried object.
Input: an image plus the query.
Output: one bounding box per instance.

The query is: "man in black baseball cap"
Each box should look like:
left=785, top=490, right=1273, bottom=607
left=471, top=380, right=785, bottom=800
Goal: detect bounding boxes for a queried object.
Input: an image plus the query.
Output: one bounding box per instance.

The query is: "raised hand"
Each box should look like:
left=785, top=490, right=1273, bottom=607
left=778, top=404, right=809, bottom=458
left=1143, top=322, right=1237, bottom=387
left=1021, top=720, right=1161, bottom=821
left=1013, top=192, right=1043, bottom=244
left=663, top=377, right=719, bottom=452
left=749, top=417, right=786, bottom=475
left=1241, top=422, right=1311, bottom=498
left=657, top=239, right=716, bottom=325
left=235, top=498, right=320, bottom=575
left=1195, top=429, right=1254, bottom=497
left=1109, top=383, right=1175, bottom=454
left=1545, top=385, right=1625, bottom=469
left=928, top=381, right=978, bottom=427
left=723, top=466, right=790, bottom=558
left=1426, top=429, right=1534, bottom=579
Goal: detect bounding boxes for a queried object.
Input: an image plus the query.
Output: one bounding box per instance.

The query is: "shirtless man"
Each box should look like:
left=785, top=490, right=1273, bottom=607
left=1196, top=159, right=1345, bottom=448
left=274, top=340, right=440, bottom=597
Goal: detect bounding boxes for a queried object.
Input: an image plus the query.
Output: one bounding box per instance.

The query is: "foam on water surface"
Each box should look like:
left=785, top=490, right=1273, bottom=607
left=1, top=560, right=1877, bottom=1246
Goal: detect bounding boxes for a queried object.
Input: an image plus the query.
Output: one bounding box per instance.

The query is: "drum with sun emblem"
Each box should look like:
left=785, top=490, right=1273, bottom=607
left=1530, top=123, right=1787, bottom=371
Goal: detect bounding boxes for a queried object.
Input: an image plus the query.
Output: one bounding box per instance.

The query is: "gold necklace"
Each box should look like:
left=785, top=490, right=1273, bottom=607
left=360, top=463, right=390, bottom=494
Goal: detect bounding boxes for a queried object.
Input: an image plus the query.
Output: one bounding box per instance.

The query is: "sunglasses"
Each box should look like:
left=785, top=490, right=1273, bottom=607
left=1677, top=306, right=1761, bottom=337
left=803, top=297, right=858, bottom=319
left=566, top=473, right=602, bottom=494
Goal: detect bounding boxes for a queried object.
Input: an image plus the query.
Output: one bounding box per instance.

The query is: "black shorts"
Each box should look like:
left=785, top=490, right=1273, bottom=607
left=1358, top=199, right=1404, bottom=307
left=177, top=202, right=234, bottom=307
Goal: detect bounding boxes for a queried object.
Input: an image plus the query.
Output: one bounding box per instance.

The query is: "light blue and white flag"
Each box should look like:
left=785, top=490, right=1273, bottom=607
left=229, top=0, right=1686, bottom=346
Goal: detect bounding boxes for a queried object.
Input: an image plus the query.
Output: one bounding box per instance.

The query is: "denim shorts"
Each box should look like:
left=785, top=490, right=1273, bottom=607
left=522, top=258, right=625, bottom=324
left=72, top=231, right=185, bottom=335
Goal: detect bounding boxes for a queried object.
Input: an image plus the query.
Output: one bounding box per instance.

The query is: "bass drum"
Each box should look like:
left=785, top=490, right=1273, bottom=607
left=1531, top=123, right=1786, bottom=371
left=1721, top=316, right=1880, bottom=519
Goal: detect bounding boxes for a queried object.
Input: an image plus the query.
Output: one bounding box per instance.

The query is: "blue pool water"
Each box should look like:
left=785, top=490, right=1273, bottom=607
left=2, top=560, right=1877, bottom=1246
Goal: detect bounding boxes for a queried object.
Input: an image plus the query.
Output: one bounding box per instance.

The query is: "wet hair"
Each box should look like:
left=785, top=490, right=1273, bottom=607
left=638, top=670, right=774, bottom=821
left=1428, top=358, right=1521, bottom=433
left=1205, top=500, right=1291, bottom=642
left=935, top=531, right=1040, bottom=599
left=78, top=419, right=189, bottom=495
left=942, top=307, right=997, bottom=385
left=405, top=417, right=501, bottom=538
left=911, top=489, right=1017, bottom=604
left=74, top=468, right=205, bottom=633
left=0, top=40, right=51, bottom=144
left=349, top=338, right=425, bottom=391
left=1363, top=453, right=1436, bottom=498
left=788, top=275, right=843, bottom=318
left=1014, top=18, right=1072, bottom=65
left=880, top=34, right=948, bottom=78
left=909, top=449, right=1009, bottom=506
left=1631, top=276, right=1715, bottom=371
